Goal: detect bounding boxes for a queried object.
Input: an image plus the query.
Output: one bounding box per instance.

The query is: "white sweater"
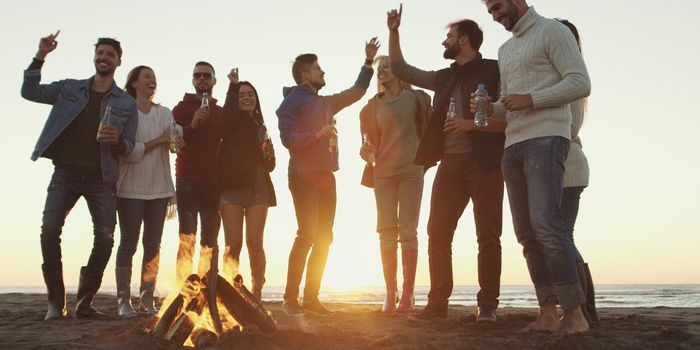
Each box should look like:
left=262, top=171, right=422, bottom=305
left=563, top=99, right=589, bottom=187
left=117, top=105, right=179, bottom=200
left=493, top=7, right=591, bottom=148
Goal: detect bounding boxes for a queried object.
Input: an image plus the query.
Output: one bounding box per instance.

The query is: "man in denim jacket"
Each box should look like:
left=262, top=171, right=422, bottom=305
left=21, top=32, right=137, bottom=320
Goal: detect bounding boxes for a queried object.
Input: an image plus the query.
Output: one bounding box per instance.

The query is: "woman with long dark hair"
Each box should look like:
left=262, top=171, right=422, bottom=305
left=115, top=65, right=183, bottom=317
left=557, top=19, right=598, bottom=322
left=219, top=69, right=276, bottom=301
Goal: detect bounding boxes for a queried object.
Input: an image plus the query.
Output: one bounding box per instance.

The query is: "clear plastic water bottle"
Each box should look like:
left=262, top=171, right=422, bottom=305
left=328, top=118, right=338, bottom=153
left=168, top=117, right=179, bottom=154
left=201, top=92, right=210, bottom=108
left=446, top=97, right=457, bottom=119
left=362, top=133, right=375, bottom=167
left=474, top=84, right=489, bottom=127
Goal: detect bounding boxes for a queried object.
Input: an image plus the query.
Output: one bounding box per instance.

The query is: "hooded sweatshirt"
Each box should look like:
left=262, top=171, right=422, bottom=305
left=172, top=93, right=223, bottom=183
left=276, top=66, right=373, bottom=175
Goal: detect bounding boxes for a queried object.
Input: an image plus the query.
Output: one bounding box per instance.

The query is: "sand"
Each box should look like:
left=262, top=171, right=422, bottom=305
left=1, top=293, right=699, bottom=349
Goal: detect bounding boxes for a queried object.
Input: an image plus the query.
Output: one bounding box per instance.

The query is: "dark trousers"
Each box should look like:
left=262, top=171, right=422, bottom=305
left=561, top=186, right=585, bottom=263
left=284, top=171, right=336, bottom=301
left=426, top=153, right=504, bottom=309
left=176, top=176, right=221, bottom=247
left=116, top=197, right=169, bottom=268
left=41, top=169, right=116, bottom=279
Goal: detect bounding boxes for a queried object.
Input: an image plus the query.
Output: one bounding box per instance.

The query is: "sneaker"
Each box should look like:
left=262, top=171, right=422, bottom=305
left=303, top=299, right=335, bottom=315
left=408, top=303, right=447, bottom=322
left=476, top=307, right=497, bottom=324
left=283, top=299, right=304, bottom=315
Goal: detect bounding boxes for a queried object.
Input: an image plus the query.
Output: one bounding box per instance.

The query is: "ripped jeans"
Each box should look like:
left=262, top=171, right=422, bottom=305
left=40, top=168, right=117, bottom=279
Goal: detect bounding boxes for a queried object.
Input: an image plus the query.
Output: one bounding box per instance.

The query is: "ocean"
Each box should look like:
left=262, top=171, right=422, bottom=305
left=3, top=284, right=699, bottom=308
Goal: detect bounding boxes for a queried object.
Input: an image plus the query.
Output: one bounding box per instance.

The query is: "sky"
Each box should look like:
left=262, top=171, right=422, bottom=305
left=1, top=0, right=699, bottom=293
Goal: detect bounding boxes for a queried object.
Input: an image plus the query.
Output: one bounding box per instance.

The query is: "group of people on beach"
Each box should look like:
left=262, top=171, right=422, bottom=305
left=22, top=0, right=597, bottom=335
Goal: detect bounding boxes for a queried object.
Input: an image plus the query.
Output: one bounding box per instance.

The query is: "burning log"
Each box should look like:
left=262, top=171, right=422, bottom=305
left=153, top=272, right=276, bottom=347
left=191, top=327, right=218, bottom=349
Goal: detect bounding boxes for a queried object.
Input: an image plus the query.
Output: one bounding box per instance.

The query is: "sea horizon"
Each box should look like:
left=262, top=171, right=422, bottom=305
left=3, top=284, right=699, bottom=309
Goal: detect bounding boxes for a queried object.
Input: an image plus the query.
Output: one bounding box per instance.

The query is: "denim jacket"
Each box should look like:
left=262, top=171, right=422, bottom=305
left=21, top=67, right=137, bottom=183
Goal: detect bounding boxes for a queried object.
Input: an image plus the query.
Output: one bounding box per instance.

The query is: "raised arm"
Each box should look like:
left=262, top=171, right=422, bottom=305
left=21, top=31, right=65, bottom=104
left=387, top=5, right=438, bottom=90
left=324, top=38, right=378, bottom=115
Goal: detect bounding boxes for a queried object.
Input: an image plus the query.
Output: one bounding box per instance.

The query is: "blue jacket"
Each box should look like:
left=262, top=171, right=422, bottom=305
left=21, top=67, right=137, bottom=183
left=276, top=66, right=372, bottom=175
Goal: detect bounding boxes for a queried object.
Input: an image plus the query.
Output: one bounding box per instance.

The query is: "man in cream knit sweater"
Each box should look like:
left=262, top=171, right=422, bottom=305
left=479, top=0, right=591, bottom=334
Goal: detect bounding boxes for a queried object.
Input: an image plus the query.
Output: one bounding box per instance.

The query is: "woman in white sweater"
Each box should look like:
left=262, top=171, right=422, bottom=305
left=115, top=66, right=183, bottom=317
left=558, top=19, right=598, bottom=322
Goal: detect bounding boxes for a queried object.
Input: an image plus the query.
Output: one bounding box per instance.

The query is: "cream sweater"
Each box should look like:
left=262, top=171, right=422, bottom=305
left=563, top=99, right=589, bottom=187
left=493, top=7, right=591, bottom=148
left=117, top=105, right=179, bottom=200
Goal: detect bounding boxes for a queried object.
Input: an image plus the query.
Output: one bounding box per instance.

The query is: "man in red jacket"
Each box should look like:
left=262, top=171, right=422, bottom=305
left=172, top=61, right=223, bottom=285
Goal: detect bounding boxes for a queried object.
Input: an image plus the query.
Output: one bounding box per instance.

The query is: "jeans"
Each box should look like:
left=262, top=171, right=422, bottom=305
left=373, top=169, right=424, bottom=250
left=285, top=171, right=336, bottom=301
left=176, top=176, right=221, bottom=247
left=40, top=169, right=116, bottom=279
left=561, top=186, right=585, bottom=263
left=501, top=136, right=585, bottom=310
left=426, top=153, right=504, bottom=309
left=116, top=197, right=169, bottom=268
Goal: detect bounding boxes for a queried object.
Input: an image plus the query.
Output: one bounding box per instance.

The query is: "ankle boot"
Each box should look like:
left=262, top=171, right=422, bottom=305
left=176, top=234, right=196, bottom=286
left=380, top=248, right=398, bottom=313
left=139, top=258, right=160, bottom=315
left=397, top=248, right=417, bottom=313
left=42, top=265, right=68, bottom=320
left=116, top=267, right=137, bottom=317
left=576, top=261, right=591, bottom=322
left=583, top=263, right=599, bottom=322
left=75, top=267, right=109, bottom=319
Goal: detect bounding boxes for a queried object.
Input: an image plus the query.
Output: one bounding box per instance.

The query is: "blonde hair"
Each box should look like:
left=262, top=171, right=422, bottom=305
left=374, top=55, right=412, bottom=94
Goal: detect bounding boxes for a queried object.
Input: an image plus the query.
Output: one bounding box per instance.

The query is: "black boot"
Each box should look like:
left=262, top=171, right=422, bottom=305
left=583, top=263, right=599, bottom=322
left=576, top=261, right=591, bottom=322
left=42, top=265, right=67, bottom=321
left=75, top=267, right=109, bottom=319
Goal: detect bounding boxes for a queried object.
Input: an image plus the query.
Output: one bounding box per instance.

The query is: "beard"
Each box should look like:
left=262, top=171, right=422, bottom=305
left=504, top=0, right=521, bottom=31
left=195, top=85, right=212, bottom=95
left=310, top=79, right=325, bottom=91
left=443, top=44, right=461, bottom=59
left=94, top=62, right=115, bottom=77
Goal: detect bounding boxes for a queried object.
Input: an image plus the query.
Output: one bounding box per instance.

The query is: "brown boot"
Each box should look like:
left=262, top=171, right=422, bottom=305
left=396, top=248, right=417, bottom=313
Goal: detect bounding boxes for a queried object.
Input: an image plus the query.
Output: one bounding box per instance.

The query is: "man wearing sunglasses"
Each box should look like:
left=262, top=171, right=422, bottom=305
left=172, top=61, right=223, bottom=286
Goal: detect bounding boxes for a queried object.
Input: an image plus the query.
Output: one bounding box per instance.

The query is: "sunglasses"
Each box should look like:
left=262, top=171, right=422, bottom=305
left=193, top=72, right=213, bottom=79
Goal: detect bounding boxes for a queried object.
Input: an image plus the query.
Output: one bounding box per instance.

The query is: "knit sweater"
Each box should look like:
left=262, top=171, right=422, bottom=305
left=117, top=105, right=178, bottom=200
left=492, top=7, right=591, bottom=148
left=563, top=99, right=589, bottom=187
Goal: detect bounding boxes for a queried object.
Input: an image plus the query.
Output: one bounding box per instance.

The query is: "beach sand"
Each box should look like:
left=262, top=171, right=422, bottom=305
left=1, top=293, right=699, bottom=349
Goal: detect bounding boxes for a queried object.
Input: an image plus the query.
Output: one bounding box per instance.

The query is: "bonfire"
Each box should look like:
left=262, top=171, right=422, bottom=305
left=149, top=247, right=276, bottom=349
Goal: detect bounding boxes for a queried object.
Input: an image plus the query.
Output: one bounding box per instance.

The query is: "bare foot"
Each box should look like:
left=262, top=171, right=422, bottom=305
left=558, top=307, right=589, bottom=334
left=519, top=304, right=560, bottom=332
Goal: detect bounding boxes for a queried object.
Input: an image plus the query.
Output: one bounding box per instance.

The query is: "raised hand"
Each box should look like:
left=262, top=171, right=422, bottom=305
left=37, top=30, right=60, bottom=60
left=228, top=67, right=239, bottom=84
left=387, top=4, right=402, bottom=31
left=365, top=37, right=381, bottom=61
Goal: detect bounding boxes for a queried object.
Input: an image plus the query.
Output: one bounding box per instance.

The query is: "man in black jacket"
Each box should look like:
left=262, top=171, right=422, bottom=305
left=387, top=5, right=506, bottom=323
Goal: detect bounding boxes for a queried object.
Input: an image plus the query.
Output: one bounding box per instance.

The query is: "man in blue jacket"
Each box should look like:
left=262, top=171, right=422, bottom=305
left=21, top=32, right=137, bottom=320
left=276, top=39, right=378, bottom=315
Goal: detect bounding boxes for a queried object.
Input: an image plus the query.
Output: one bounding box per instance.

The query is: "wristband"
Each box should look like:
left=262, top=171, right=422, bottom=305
left=364, top=58, right=373, bottom=66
